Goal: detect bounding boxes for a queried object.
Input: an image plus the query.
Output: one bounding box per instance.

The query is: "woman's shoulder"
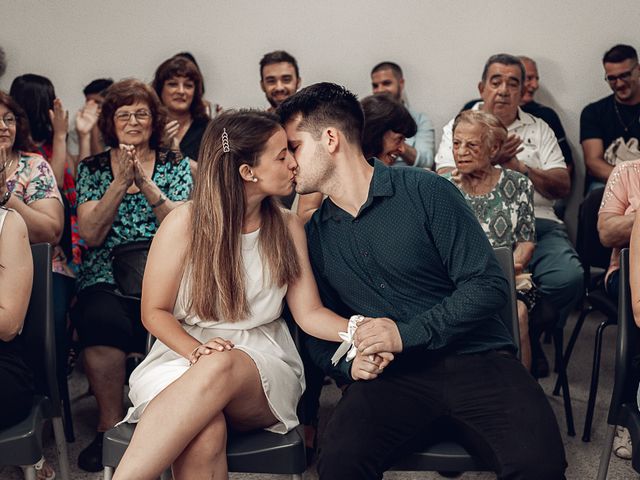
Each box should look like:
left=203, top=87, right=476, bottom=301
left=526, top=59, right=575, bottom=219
left=78, top=150, right=111, bottom=174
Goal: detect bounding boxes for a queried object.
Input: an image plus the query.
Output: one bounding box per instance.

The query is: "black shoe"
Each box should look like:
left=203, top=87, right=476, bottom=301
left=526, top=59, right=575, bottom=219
left=78, top=432, right=104, bottom=472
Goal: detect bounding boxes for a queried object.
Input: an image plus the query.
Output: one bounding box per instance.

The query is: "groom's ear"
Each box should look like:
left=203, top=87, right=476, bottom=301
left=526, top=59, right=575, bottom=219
left=324, top=127, right=340, bottom=154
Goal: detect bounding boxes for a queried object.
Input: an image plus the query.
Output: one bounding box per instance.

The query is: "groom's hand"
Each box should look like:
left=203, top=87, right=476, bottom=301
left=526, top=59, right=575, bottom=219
left=354, top=317, right=403, bottom=356
left=351, top=351, right=394, bottom=381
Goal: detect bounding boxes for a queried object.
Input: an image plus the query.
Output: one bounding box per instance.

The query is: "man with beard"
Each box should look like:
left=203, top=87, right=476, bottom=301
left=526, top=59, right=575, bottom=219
left=260, top=50, right=301, bottom=112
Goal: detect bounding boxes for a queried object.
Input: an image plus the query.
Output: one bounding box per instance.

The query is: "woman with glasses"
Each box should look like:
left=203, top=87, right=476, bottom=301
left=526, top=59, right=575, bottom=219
left=73, top=79, right=192, bottom=472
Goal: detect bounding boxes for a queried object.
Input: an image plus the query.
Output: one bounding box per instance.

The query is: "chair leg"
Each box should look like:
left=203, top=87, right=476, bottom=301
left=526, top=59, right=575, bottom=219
left=554, top=307, right=592, bottom=396
left=553, top=329, right=575, bottom=436
left=104, top=466, right=114, bottom=480
left=596, top=424, right=616, bottom=480
left=52, top=416, right=71, bottom=480
left=60, top=379, right=75, bottom=442
left=582, top=320, right=615, bottom=442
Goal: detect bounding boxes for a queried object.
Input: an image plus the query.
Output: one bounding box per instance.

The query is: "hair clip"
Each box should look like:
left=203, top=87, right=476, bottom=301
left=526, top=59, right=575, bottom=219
left=221, top=128, right=230, bottom=153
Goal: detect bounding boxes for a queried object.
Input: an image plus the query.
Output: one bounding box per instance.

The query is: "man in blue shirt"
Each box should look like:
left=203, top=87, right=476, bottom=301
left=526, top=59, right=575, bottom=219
left=371, top=61, right=435, bottom=168
left=279, top=82, right=566, bottom=480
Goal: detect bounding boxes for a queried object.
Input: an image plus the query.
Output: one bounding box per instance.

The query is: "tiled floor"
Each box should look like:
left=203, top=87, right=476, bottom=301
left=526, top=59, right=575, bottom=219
left=1, top=309, right=637, bottom=479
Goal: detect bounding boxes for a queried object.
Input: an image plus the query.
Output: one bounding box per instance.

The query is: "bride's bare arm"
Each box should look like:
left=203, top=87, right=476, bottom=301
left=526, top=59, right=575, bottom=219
left=285, top=213, right=348, bottom=342
left=141, top=203, right=201, bottom=359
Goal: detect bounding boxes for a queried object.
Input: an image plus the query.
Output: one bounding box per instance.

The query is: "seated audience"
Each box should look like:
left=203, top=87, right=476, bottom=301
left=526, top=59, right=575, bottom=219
left=111, top=110, right=368, bottom=479
left=436, top=53, right=583, bottom=377
left=370, top=61, right=435, bottom=168
left=598, top=160, right=640, bottom=300
left=581, top=44, right=640, bottom=191
left=73, top=79, right=193, bottom=472
left=152, top=55, right=210, bottom=161
left=443, top=110, right=535, bottom=370
left=279, top=82, right=566, bottom=479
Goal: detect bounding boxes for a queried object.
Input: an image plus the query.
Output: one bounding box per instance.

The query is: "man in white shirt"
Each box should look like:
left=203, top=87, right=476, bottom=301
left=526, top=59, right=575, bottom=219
left=436, top=53, right=583, bottom=377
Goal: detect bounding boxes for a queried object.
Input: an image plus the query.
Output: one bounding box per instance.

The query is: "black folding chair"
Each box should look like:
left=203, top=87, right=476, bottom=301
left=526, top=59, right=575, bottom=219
left=597, top=248, right=640, bottom=478
left=389, top=246, right=524, bottom=473
left=0, top=243, right=71, bottom=479
left=554, top=187, right=617, bottom=441
left=103, top=337, right=306, bottom=479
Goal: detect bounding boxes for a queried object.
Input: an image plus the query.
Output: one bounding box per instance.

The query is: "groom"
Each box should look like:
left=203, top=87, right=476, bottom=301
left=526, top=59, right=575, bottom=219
left=278, top=82, right=566, bottom=480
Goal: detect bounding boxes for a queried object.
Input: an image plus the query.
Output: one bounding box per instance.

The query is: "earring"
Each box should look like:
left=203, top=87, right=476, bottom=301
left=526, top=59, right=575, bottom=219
left=252, top=177, right=258, bottom=183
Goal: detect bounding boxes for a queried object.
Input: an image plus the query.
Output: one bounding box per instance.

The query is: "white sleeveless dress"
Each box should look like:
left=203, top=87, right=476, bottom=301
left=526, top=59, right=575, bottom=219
left=123, top=229, right=305, bottom=433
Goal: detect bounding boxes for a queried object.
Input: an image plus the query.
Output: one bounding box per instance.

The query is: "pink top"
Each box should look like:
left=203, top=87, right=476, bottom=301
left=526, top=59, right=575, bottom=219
left=598, top=159, right=640, bottom=280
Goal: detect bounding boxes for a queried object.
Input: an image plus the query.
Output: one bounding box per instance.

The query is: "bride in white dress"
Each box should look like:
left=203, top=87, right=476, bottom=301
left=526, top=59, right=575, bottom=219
left=112, top=110, right=390, bottom=480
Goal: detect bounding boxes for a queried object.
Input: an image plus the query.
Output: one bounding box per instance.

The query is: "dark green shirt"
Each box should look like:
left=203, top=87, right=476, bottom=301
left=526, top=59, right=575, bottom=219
left=305, top=160, right=515, bottom=381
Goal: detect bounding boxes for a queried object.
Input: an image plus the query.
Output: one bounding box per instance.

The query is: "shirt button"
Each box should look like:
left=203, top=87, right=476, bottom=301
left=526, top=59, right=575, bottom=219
left=380, top=283, right=385, bottom=289
left=363, top=251, right=368, bottom=257
left=354, top=219, right=359, bottom=224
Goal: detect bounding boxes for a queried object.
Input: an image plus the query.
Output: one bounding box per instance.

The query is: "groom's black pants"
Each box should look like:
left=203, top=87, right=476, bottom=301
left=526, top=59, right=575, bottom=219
left=317, top=349, right=567, bottom=480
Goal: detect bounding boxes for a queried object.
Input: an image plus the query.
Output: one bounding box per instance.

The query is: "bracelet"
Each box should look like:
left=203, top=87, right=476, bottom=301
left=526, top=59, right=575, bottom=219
left=330, top=314, right=365, bottom=366
left=188, top=344, right=203, bottom=366
left=0, top=190, right=10, bottom=207
left=150, top=193, right=167, bottom=209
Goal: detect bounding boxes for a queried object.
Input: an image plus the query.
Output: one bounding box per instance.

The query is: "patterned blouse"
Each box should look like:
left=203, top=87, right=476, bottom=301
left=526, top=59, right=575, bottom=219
left=7, top=153, right=67, bottom=275
left=76, top=148, right=192, bottom=291
left=444, top=167, right=536, bottom=248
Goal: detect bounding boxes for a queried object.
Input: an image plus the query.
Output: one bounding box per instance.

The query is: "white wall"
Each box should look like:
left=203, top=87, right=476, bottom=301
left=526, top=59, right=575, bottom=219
left=2, top=0, right=640, bottom=235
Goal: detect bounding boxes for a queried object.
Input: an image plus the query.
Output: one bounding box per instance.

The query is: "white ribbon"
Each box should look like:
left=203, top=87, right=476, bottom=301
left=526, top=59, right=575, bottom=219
left=331, top=315, right=364, bottom=366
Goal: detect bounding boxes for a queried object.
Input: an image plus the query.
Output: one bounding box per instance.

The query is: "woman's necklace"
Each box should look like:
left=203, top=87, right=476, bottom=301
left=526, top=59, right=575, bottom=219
left=613, top=98, right=639, bottom=133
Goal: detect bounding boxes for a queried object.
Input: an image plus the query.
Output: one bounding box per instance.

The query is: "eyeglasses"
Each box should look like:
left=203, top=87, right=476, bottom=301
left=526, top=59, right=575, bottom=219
left=114, top=109, right=152, bottom=123
left=0, top=114, right=16, bottom=127
left=605, top=65, right=638, bottom=84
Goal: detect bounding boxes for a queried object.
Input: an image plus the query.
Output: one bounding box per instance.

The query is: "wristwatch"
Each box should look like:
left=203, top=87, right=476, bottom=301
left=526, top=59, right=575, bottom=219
left=150, top=193, right=167, bottom=209
left=0, top=190, right=11, bottom=207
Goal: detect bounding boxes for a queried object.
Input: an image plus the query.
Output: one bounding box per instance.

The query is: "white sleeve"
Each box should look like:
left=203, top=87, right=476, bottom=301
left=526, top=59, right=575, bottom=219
left=535, top=119, right=566, bottom=171
left=434, top=118, right=456, bottom=171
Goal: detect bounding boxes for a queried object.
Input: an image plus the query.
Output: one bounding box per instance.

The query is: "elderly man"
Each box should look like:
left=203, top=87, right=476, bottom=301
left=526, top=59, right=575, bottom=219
left=581, top=44, right=640, bottom=191
left=371, top=61, right=435, bottom=168
left=436, top=53, right=583, bottom=377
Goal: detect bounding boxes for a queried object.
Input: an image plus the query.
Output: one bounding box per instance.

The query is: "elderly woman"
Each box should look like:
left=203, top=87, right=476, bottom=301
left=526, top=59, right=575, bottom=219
left=74, top=79, right=193, bottom=472
left=444, top=110, right=536, bottom=371
left=152, top=55, right=210, bottom=161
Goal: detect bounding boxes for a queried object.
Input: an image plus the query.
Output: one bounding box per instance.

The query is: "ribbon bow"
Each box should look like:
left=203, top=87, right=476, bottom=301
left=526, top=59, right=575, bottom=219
left=331, top=315, right=364, bottom=366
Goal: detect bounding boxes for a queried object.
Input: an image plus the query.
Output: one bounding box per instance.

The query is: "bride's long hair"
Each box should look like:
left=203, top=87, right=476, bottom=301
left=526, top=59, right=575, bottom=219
left=188, top=110, right=300, bottom=322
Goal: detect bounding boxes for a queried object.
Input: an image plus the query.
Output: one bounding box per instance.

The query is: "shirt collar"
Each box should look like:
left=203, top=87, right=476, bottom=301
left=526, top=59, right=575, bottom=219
left=320, top=158, right=394, bottom=222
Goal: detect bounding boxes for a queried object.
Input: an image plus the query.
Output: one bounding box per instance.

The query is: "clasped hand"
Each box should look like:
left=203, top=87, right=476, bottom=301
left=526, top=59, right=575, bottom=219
left=117, top=144, right=147, bottom=188
left=350, top=317, right=402, bottom=381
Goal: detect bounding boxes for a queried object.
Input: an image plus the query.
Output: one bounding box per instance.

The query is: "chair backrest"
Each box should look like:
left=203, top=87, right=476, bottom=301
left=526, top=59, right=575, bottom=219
left=21, top=243, right=62, bottom=414
left=492, top=246, right=521, bottom=358
left=608, top=248, right=640, bottom=424
left=576, top=187, right=611, bottom=275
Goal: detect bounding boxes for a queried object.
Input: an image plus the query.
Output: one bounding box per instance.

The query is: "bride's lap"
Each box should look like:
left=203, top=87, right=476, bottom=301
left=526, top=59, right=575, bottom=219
left=192, top=348, right=279, bottom=431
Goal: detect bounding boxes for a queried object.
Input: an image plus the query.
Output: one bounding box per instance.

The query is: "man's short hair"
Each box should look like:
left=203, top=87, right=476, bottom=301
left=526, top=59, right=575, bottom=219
left=518, top=55, right=537, bottom=69
left=0, top=47, right=6, bottom=78
left=361, top=94, right=416, bottom=158
left=371, top=61, right=403, bottom=79
left=603, top=44, right=638, bottom=64
left=278, top=82, right=364, bottom=146
left=260, top=50, right=299, bottom=79
left=83, top=78, right=114, bottom=97
left=481, top=53, right=525, bottom=85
